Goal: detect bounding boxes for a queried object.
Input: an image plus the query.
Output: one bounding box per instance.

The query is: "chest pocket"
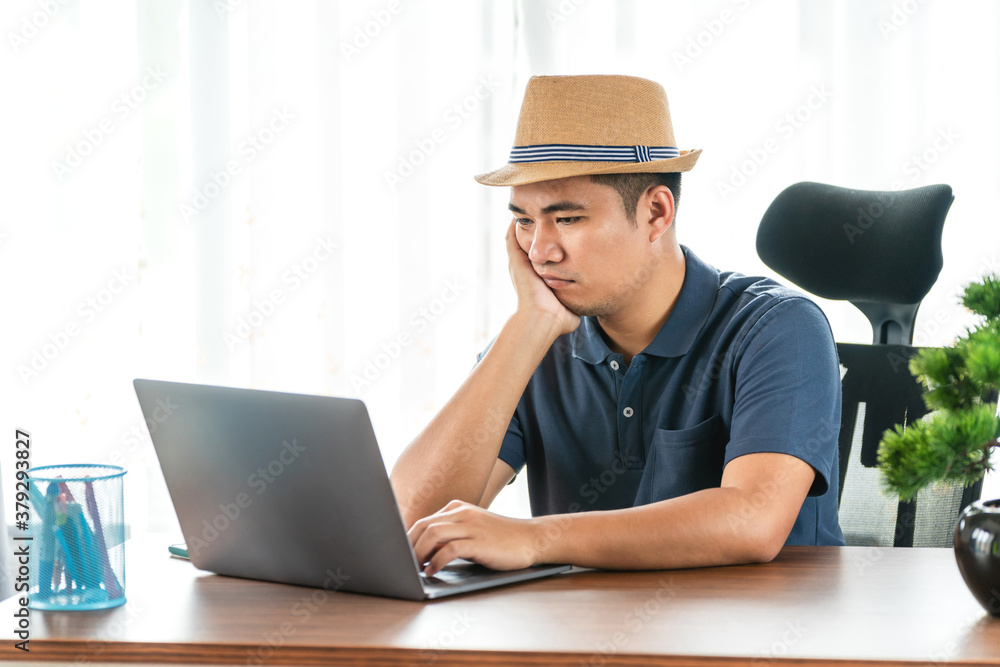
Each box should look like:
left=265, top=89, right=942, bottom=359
left=633, top=415, right=726, bottom=506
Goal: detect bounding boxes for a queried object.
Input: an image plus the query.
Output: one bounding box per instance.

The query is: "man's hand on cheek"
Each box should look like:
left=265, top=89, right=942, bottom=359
left=505, top=220, right=581, bottom=335
left=407, top=499, right=542, bottom=576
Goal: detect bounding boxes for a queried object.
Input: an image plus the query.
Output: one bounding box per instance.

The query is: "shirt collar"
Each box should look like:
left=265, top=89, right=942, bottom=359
left=570, top=245, right=720, bottom=364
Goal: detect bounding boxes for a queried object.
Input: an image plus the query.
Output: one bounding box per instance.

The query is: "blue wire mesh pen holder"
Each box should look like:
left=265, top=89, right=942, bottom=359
left=27, top=464, right=127, bottom=611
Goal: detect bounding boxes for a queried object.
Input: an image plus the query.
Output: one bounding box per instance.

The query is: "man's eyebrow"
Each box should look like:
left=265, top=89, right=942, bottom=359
left=507, top=201, right=588, bottom=215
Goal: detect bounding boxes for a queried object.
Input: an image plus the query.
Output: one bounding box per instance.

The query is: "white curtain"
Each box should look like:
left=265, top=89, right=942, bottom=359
left=3, top=0, right=999, bottom=536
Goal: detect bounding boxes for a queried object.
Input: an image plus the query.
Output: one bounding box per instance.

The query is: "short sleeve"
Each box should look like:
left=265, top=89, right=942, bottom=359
left=475, top=339, right=526, bottom=475
left=726, top=298, right=842, bottom=497
left=495, top=412, right=526, bottom=474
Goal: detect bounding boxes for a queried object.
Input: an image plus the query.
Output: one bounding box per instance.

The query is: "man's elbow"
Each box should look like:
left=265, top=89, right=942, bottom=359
left=739, top=522, right=790, bottom=564
left=744, top=538, right=784, bottom=564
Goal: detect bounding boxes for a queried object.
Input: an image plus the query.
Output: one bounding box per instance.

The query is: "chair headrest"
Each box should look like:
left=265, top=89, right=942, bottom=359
left=756, top=182, right=953, bottom=305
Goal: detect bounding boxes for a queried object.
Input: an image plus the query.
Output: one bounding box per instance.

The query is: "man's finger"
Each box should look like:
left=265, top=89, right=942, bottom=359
left=425, top=539, right=473, bottom=576
left=505, top=219, right=525, bottom=258
left=412, top=521, right=474, bottom=567
left=407, top=517, right=430, bottom=547
left=406, top=509, right=442, bottom=545
left=407, top=502, right=471, bottom=546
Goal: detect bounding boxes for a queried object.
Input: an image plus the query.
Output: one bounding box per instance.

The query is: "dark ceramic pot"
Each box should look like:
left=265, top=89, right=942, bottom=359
left=954, top=499, right=1000, bottom=616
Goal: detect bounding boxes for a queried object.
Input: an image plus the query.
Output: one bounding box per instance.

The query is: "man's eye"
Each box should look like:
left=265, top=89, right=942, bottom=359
left=557, top=217, right=581, bottom=224
left=515, top=218, right=533, bottom=226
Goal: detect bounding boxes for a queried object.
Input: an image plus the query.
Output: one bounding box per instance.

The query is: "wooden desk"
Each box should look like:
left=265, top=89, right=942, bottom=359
left=2, top=533, right=999, bottom=666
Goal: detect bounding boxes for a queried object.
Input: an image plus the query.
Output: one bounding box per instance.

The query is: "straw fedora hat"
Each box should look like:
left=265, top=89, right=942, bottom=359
left=475, top=74, right=701, bottom=187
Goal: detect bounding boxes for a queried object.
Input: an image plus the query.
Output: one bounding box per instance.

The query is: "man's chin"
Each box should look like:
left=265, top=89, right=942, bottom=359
left=553, top=293, right=582, bottom=316
left=558, top=294, right=614, bottom=319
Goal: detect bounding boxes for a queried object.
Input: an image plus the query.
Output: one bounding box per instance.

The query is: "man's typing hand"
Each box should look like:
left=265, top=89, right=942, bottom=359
left=408, top=499, right=542, bottom=576
left=506, top=220, right=581, bottom=336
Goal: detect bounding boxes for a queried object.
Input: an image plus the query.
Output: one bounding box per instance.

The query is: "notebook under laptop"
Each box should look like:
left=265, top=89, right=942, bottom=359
left=133, top=379, right=570, bottom=600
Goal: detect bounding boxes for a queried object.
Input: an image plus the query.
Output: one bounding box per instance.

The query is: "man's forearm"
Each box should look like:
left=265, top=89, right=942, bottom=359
left=530, top=487, right=784, bottom=570
left=391, top=310, right=562, bottom=528
left=529, top=449, right=817, bottom=571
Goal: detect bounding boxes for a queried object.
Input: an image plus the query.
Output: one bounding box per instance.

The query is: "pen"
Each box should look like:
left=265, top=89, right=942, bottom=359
left=65, top=502, right=100, bottom=589
left=36, top=482, right=59, bottom=599
left=54, top=523, right=82, bottom=589
left=27, top=482, right=45, bottom=521
left=51, top=549, right=64, bottom=592
left=85, top=480, right=123, bottom=599
left=58, top=480, right=77, bottom=503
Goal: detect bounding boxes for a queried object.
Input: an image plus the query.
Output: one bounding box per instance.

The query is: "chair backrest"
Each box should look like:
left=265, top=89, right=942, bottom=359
left=757, top=181, right=952, bottom=344
left=756, top=181, right=980, bottom=547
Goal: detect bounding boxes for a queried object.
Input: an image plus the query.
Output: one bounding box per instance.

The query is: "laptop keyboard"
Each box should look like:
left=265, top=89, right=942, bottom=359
left=420, top=561, right=494, bottom=585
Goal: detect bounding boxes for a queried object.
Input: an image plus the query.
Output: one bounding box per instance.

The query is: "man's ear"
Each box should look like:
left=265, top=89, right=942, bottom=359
left=643, top=185, right=675, bottom=243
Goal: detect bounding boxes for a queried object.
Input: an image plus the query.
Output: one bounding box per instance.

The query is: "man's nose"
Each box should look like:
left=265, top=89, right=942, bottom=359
left=527, top=223, right=565, bottom=265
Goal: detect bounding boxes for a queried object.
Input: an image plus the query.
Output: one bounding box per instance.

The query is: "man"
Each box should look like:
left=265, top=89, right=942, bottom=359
left=390, top=75, right=844, bottom=577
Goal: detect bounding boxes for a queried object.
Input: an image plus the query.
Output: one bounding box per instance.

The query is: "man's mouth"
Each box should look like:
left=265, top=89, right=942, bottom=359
left=537, top=273, right=574, bottom=289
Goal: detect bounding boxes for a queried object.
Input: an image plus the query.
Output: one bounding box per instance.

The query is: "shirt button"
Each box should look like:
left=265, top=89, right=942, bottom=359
left=623, top=407, right=634, bottom=418
left=610, top=360, right=620, bottom=371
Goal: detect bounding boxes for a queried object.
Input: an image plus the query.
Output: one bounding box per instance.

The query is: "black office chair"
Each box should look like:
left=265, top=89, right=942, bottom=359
left=756, top=181, right=982, bottom=547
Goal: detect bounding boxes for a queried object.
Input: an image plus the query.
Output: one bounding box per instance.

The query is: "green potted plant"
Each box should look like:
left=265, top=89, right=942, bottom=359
left=877, top=273, right=1000, bottom=615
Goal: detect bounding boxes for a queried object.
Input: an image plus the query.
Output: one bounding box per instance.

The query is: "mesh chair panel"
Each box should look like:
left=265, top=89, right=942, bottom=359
left=913, top=483, right=968, bottom=548
left=837, top=398, right=979, bottom=547
left=838, top=402, right=899, bottom=547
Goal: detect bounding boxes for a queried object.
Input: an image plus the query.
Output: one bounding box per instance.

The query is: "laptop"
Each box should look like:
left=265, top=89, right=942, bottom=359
left=133, top=379, right=570, bottom=600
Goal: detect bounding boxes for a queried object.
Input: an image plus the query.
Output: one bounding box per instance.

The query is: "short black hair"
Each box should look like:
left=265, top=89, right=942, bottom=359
left=589, top=172, right=681, bottom=226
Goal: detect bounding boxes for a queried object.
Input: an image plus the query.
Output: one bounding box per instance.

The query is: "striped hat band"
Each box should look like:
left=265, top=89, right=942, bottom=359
left=509, top=144, right=680, bottom=164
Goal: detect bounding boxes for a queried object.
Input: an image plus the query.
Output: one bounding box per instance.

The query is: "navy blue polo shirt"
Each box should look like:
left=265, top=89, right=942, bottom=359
left=477, top=246, right=844, bottom=546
